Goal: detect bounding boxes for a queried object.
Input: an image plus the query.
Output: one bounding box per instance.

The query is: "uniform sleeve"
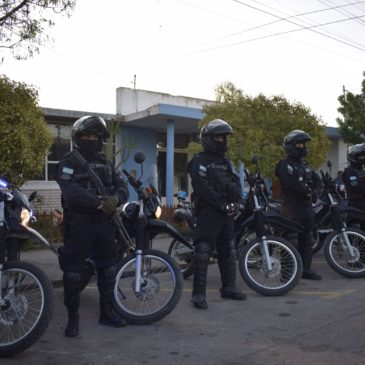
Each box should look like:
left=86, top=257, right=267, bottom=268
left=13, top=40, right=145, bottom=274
left=275, top=160, right=311, bottom=198
left=110, top=162, right=129, bottom=205
left=55, top=160, right=101, bottom=211
left=187, top=156, right=224, bottom=209
left=312, top=170, right=323, bottom=195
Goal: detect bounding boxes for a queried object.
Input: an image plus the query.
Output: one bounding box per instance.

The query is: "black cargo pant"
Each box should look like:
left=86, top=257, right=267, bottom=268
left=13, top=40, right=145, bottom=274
left=192, top=206, right=236, bottom=298
left=283, top=201, right=315, bottom=272
left=58, top=211, right=117, bottom=314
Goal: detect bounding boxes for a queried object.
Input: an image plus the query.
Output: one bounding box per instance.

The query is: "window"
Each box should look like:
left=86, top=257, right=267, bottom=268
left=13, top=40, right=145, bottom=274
left=32, top=124, right=72, bottom=181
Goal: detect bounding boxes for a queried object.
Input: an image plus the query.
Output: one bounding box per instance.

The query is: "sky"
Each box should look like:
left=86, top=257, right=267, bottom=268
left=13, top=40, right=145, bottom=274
left=1, top=0, right=365, bottom=127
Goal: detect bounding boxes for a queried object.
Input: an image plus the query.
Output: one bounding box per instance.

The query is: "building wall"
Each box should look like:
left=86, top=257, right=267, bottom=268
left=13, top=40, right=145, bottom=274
left=116, top=87, right=213, bottom=115
left=120, top=126, right=158, bottom=201
left=22, top=181, right=62, bottom=213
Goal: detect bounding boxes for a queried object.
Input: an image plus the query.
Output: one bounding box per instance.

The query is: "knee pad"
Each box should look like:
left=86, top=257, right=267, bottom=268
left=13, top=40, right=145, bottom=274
left=97, top=265, right=117, bottom=282
left=63, top=271, right=82, bottom=289
left=195, top=241, right=211, bottom=262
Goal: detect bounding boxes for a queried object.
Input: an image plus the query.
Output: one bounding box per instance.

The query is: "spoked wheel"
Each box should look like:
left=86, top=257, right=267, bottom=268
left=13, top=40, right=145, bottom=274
left=0, top=261, right=55, bottom=358
left=324, top=228, right=365, bottom=278
left=168, top=238, right=194, bottom=279
left=238, top=236, right=303, bottom=296
left=113, top=249, right=183, bottom=324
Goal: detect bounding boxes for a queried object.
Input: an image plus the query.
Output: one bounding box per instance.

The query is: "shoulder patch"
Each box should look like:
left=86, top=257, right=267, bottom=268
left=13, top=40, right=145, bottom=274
left=62, top=167, right=74, bottom=175
left=287, top=164, right=294, bottom=175
left=199, top=164, right=207, bottom=177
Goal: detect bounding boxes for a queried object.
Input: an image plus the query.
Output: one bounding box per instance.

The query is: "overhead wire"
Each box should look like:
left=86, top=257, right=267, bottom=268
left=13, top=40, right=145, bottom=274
left=319, top=0, right=365, bottom=26
left=233, top=0, right=365, bottom=51
left=212, top=0, right=365, bottom=43
left=160, top=12, right=365, bottom=62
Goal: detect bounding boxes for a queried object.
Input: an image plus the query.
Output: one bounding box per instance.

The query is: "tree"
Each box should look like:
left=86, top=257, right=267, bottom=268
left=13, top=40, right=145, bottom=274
left=104, top=116, right=136, bottom=169
left=337, top=79, right=365, bottom=144
left=0, top=75, right=52, bottom=185
left=0, top=0, right=75, bottom=59
left=194, top=82, right=330, bottom=178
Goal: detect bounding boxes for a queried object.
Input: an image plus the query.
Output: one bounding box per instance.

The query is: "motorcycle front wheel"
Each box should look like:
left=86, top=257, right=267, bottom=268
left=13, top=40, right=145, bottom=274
left=324, top=228, right=365, bottom=278
left=0, top=261, right=55, bottom=358
left=168, top=238, right=194, bottom=279
left=238, top=236, right=303, bottom=296
left=113, top=249, right=183, bottom=324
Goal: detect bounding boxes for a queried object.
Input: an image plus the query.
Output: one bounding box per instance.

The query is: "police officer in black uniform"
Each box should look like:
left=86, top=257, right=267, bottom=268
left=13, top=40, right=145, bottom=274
left=343, top=143, right=365, bottom=223
left=187, top=119, right=246, bottom=310
left=275, top=130, right=322, bottom=280
left=55, top=116, right=129, bottom=337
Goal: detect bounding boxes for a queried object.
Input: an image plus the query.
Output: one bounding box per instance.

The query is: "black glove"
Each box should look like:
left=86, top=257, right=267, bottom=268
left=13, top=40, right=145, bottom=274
left=99, top=195, right=119, bottom=214
left=221, top=202, right=238, bottom=217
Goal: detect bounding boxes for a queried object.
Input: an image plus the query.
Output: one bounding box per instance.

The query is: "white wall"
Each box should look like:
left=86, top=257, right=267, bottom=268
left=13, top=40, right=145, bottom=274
left=116, top=87, right=213, bottom=115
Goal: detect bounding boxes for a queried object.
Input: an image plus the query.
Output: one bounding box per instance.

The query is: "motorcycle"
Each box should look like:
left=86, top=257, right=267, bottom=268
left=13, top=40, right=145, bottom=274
left=310, top=160, right=347, bottom=254
left=171, top=156, right=304, bottom=296
left=169, top=192, right=196, bottom=279
left=110, top=151, right=184, bottom=324
left=234, top=162, right=303, bottom=296
left=320, top=170, right=365, bottom=278
left=0, top=178, right=56, bottom=358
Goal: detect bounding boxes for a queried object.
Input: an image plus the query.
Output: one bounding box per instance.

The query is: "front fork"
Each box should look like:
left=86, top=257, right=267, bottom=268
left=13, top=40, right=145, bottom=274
left=330, top=205, right=356, bottom=258
left=134, top=200, right=146, bottom=293
left=340, top=228, right=356, bottom=258
left=254, top=209, right=273, bottom=272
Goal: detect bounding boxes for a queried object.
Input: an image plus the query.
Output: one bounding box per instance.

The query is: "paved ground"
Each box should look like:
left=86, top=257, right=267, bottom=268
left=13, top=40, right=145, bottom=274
left=2, top=236, right=365, bottom=365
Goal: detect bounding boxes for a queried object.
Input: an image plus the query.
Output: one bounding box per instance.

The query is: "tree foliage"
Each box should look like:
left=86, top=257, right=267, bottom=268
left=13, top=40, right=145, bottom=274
left=104, top=116, right=136, bottom=169
left=337, top=79, right=365, bottom=144
left=0, top=75, right=52, bottom=185
left=0, top=0, right=75, bottom=59
left=194, top=82, right=330, bottom=178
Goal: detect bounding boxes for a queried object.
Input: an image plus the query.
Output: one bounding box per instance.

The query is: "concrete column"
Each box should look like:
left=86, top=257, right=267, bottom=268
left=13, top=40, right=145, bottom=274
left=166, top=119, right=175, bottom=206
left=239, top=161, right=245, bottom=197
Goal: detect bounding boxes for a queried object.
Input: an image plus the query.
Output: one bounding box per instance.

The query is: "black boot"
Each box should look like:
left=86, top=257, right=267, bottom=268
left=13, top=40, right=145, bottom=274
left=218, top=256, right=246, bottom=300
left=302, top=269, right=322, bottom=280
left=299, top=234, right=322, bottom=281
left=65, top=312, right=79, bottom=337
left=220, top=286, right=246, bottom=300
left=191, top=242, right=210, bottom=310
left=63, top=272, right=81, bottom=337
left=99, top=303, right=127, bottom=327
left=97, top=266, right=127, bottom=327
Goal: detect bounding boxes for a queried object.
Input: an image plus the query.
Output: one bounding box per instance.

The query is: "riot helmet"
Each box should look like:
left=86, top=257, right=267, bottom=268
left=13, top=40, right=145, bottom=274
left=71, top=115, right=110, bottom=156
left=347, top=143, right=365, bottom=167
left=200, top=119, right=233, bottom=154
left=283, top=129, right=311, bottom=158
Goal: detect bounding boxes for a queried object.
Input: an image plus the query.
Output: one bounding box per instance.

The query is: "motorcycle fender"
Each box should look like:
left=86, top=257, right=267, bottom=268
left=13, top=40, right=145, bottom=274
left=239, top=212, right=304, bottom=233
left=338, top=205, right=365, bottom=221
left=8, top=226, right=59, bottom=255
left=146, top=220, right=193, bottom=249
left=264, top=213, right=304, bottom=233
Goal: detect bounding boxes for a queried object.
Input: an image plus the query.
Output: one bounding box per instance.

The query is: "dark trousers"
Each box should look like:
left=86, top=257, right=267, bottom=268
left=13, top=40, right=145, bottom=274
left=192, top=207, right=236, bottom=297
left=283, top=201, right=315, bottom=271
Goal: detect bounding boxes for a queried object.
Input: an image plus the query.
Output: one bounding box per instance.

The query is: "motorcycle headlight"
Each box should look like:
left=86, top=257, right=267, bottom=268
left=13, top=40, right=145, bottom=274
left=155, top=206, right=162, bottom=219
left=21, top=208, right=31, bottom=226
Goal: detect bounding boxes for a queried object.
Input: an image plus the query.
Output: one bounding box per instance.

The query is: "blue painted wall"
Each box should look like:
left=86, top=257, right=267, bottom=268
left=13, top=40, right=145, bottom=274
left=119, top=126, right=157, bottom=201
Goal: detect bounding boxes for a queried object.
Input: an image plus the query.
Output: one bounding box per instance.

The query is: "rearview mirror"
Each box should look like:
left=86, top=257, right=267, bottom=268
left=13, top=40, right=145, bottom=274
left=134, top=150, right=146, bottom=164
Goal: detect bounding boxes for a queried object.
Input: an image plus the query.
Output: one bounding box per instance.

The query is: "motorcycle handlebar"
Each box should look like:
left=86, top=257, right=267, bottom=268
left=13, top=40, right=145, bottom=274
left=122, top=169, right=142, bottom=189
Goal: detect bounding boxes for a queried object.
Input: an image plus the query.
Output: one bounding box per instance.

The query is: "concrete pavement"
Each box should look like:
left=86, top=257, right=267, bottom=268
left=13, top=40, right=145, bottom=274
left=3, top=237, right=365, bottom=365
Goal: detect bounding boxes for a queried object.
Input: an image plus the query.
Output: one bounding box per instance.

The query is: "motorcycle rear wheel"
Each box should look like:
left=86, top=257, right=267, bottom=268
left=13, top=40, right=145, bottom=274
left=324, top=228, right=365, bottom=278
left=238, top=236, right=303, bottom=296
left=0, top=261, right=55, bottom=358
left=113, top=249, right=183, bottom=324
left=168, top=238, right=194, bottom=279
